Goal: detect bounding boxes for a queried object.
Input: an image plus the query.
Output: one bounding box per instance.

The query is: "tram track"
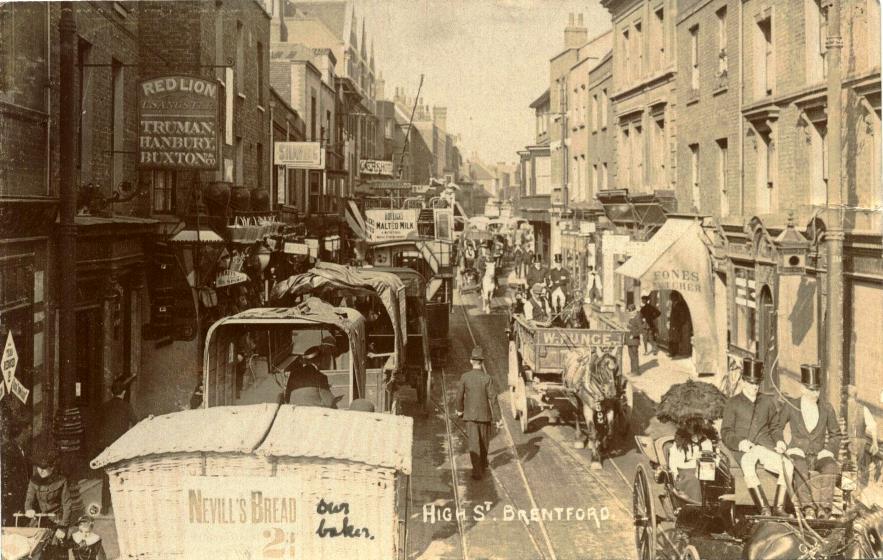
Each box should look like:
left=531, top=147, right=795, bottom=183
left=458, top=301, right=642, bottom=558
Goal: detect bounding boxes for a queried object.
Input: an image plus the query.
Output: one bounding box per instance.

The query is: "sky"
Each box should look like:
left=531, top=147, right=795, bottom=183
left=354, top=0, right=611, bottom=166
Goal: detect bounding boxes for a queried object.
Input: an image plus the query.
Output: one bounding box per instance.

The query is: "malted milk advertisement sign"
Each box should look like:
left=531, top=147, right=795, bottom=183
left=364, top=209, right=419, bottom=241
left=183, top=475, right=389, bottom=559
left=139, top=76, right=220, bottom=169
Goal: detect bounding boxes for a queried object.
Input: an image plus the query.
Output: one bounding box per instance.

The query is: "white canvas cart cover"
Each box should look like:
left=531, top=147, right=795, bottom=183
left=257, top=405, right=413, bottom=474
left=90, top=403, right=279, bottom=469
left=271, top=263, right=406, bottom=372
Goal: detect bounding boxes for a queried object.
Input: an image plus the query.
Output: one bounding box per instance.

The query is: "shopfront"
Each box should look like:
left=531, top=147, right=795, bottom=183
left=616, top=217, right=724, bottom=376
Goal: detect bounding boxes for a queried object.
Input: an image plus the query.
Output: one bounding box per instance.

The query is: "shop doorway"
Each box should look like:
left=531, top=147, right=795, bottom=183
left=75, top=307, right=102, bottom=450
left=667, top=291, right=693, bottom=358
left=757, top=285, right=778, bottom=393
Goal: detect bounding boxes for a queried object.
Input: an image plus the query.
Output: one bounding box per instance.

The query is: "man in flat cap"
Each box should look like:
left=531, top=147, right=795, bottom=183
left=456, top=346, right=502, bottom=480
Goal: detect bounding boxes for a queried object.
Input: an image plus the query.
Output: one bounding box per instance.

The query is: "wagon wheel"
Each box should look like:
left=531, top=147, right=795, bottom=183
left=516, top=376, right=529, bottom=433
left=680, top=545, right=700, bottom=560
left=508, top=340, right=519, bottom=390
left=633, top=465, right=657, bottom=560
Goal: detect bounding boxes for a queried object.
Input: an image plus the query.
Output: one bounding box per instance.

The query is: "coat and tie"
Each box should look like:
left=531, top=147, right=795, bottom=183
left=720, top=392, right=780, bottom=460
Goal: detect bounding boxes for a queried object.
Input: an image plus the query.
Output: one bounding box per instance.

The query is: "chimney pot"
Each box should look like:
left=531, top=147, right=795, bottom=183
left=578, top=13, right=584, bottom=26
left=568, top=13, right=574, bottom=26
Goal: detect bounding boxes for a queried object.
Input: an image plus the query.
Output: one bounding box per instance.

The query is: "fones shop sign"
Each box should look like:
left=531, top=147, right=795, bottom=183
left=139, top=76, right=220, bottom=170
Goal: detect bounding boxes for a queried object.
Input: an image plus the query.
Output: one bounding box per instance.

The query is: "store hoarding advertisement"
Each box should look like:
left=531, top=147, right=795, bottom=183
left=139, top=76, right=220, bottom=169
left=275, top=142, right=325, bottom=169
left=1, top=332, right=28, bottom=404
left=364, top=209, right=419, bottom=241
left=358, top=159, right=394, bottom=176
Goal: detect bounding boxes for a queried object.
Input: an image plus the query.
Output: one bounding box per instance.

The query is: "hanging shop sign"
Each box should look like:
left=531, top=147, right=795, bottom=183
left=1, top=332, right=28, bottom=404
left=215, top=269, right=250, bottom=288
left=274, top=142, right=325, bottom=169
left=364, top=209, right=419, bottom=241
left=138, top=76, right=220, bottom=169
left=358, top=159, right=394, bottom=176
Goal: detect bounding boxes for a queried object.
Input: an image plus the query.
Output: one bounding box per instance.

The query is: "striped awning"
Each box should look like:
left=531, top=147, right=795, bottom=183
left=345, top=200, right=367, bottom=240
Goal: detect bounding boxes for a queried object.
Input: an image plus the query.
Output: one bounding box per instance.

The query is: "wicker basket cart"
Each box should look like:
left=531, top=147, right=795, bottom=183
left=91, top=403, right=413, bottom=559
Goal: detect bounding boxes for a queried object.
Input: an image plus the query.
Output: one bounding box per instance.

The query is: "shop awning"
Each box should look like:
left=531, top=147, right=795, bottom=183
left=616, top=218, right=720, bottom=375
left=345, top=200, right=368, bottom=240
left=616, top=219, right=697, bottom=281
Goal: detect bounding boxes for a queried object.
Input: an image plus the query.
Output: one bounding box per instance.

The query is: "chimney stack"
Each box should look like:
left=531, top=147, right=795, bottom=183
left=564, top=12, right=588, bottom=49
left=376, top=76, right=385, bottom=101
left=433, top=106, right=447, bottom=132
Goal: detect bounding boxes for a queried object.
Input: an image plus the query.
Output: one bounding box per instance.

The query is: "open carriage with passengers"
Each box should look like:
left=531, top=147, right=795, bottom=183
left=507, top=314, right=630, bottom=466
left=631, top=381, right=883, bottom=560
left=457, top=229, right=494, bottom=292
left=90, top=403, right=413, bottom=560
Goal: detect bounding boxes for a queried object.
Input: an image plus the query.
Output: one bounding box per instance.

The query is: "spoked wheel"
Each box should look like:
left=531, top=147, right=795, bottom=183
left=680, top=545, right=700, bottom=560
left=633, top=465, right=657, bottom=560
left=507, top=341, right=519, bottom=391
left=516, top=376, right=529, bottom=433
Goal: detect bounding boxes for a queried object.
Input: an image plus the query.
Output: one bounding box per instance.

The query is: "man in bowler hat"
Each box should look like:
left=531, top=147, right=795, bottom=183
left=774, top=365, right=841, bottom=519
left=284, top=346, right=336, bottom=408
left=456, top=346, right=502, bottom=480
left=720, top=359, right=792, bottom=515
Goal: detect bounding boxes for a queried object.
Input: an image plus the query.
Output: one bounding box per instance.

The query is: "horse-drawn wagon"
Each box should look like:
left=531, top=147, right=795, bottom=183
left=91, top=404, right=413, bottom=560
left=507, top=314, right=630, bottom=466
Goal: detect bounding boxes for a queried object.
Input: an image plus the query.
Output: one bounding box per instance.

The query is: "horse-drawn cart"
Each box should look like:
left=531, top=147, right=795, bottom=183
left=91, top=404, right=413, bottom=560
left=507, top=315, right=630, bottom=465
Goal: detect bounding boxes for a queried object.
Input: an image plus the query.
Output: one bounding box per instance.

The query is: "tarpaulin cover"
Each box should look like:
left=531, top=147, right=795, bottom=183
left=201, top=298, right=367, bottom=407
left=271, top=263, right=407, bottom=372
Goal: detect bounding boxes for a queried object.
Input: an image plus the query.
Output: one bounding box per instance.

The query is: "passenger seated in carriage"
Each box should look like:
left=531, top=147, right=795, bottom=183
left=668, top=416, right=719, bottom=504
left=523, top=283, right=551, bottom=325
left=720, top=359, right=793, bottom=516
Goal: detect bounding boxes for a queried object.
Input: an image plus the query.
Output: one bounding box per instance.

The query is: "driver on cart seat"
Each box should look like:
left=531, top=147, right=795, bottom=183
left=720, top=359, right=793, bottom=516
left=524, top=283, right=550, bottom=325
left=284, top=346, right=337, bottom=409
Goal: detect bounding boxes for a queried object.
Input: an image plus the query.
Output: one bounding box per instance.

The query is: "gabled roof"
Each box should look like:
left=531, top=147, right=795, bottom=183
left=470, top=162, right=495, bottom=180
left=529, top=88, right=550, bottom=109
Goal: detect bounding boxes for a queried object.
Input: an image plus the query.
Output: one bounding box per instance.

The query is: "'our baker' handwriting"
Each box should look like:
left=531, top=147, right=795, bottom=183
left=315, top=498, right=374, bottom=540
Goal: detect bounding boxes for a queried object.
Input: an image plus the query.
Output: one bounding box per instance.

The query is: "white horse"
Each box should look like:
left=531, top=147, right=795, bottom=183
left=481, top=261, right=497, bottom=314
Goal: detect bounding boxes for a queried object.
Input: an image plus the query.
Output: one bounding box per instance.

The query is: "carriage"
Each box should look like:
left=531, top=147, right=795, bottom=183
left=90, top=403, right=413, bottom=560
left=202, top=297, right=396, bottom=411
left=365, top=238, right=454, bottom=354
left=506, top=314, right=630, bottom=463
left=631, top=429, right=879, bottom=560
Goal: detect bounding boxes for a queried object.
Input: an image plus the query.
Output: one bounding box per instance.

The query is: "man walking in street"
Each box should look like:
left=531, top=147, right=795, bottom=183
left=639, top=295, right=661, bottom=355
left=774, top=365, right=841, bottom=519
left=456, top=346, right=502, bottom=480
left=586, top=266, right=602, bottom=304
left=96, top=377, right=138, bottom=515
left=626, top=305, right=643, bottom=376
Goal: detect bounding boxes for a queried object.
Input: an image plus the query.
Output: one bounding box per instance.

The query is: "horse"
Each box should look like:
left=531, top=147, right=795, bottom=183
left=563, top=349, right=629, bottom=468
left=744, top=503, right=883, bottom=560
left=481, top=261, right=497, bottom=314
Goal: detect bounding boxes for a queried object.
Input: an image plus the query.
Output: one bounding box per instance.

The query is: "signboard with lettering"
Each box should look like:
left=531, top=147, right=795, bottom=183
left=2, top=332, right=18, bottom=390
left=649, top=269, right=703, bottom=293
left=215, top=270, right=249, bottom=288
left=183, top=475, right=389, bottom=559
left=274, top=142, right=325, bottom=169
left=139, top=76, right=220, bottom=169
left=358, top=159, right=394, bottom=176
left=364, top=209, right=419, bottom=241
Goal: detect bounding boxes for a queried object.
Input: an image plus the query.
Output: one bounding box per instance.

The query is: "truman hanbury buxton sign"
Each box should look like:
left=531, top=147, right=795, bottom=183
left=139, top=76, right=220, bottom=169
